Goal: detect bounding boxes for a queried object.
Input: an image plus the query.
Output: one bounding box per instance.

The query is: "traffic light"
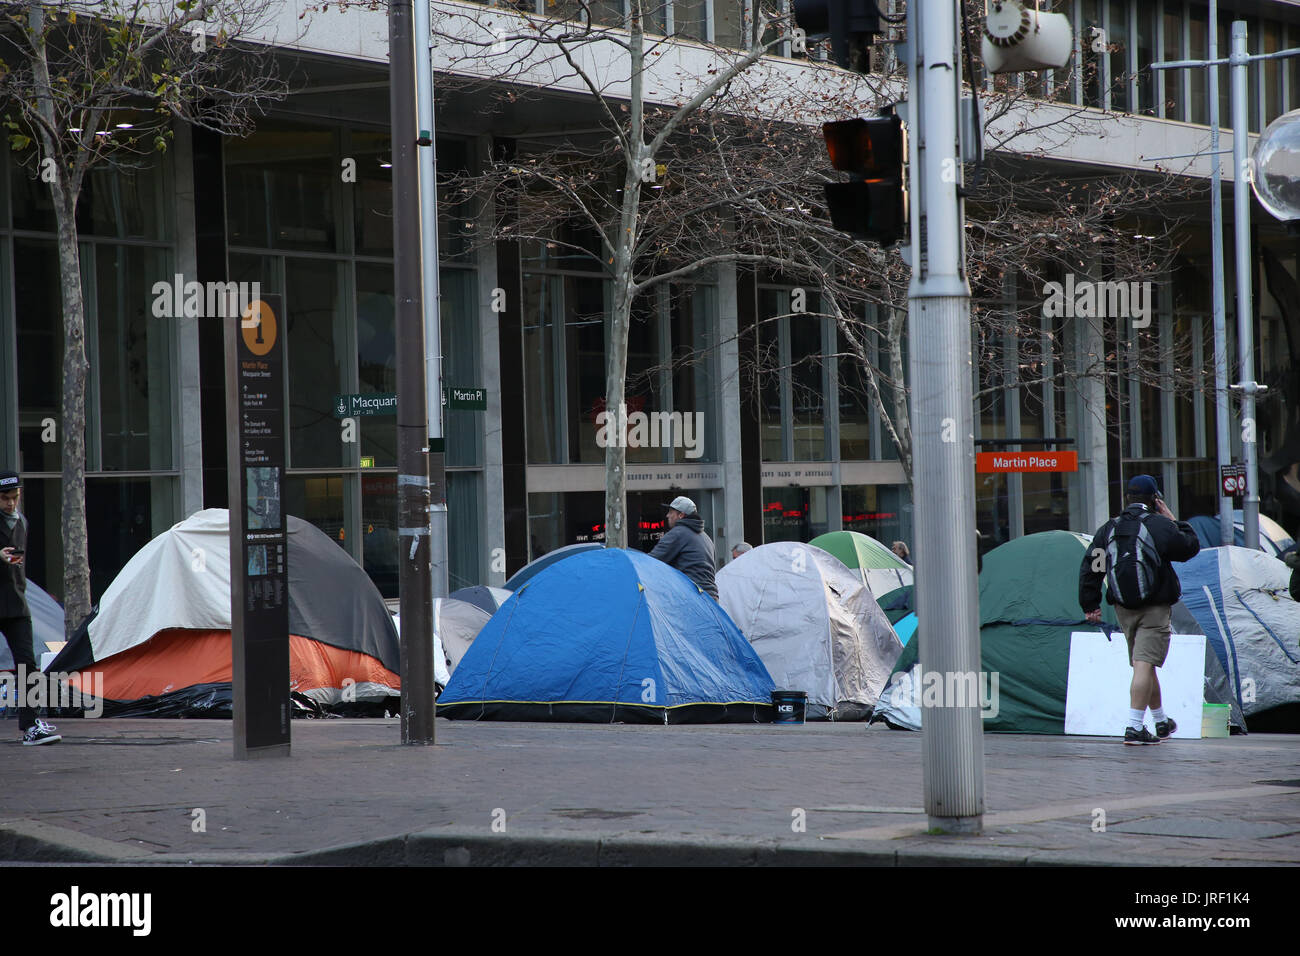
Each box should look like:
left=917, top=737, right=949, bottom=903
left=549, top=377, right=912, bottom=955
left=792, top=0, right=882, bottom=73
left=821, top=114, right=907, bottom=246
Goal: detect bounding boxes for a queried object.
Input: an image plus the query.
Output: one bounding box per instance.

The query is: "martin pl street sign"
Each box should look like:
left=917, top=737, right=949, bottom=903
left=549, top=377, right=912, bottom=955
left=445, top=386, right=487, bottom=410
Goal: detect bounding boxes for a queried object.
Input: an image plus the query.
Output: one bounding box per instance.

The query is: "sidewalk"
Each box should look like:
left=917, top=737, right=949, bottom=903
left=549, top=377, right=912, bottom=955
left=2, top=718, right=1297, bottom=866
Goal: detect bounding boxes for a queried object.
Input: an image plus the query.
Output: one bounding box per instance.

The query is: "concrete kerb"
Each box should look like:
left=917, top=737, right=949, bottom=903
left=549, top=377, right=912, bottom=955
left=0, top=819, right=1199, bottom=866
left=0, top=819, right=154, bottom=865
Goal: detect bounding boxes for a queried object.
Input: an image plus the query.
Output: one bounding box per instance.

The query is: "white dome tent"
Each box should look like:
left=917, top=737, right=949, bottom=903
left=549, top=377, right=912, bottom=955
left=718, top=542, right=904, bottom=720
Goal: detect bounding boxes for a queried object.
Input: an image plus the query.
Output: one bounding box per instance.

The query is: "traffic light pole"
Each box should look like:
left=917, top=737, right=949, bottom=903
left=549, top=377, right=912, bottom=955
left=907, top=0, right=984, bottom=833
left=1231, top=22, right=1261, bottom=553
left=390, top=0, right=436, bottom=744
left=413, top=0, right=450, bottom=602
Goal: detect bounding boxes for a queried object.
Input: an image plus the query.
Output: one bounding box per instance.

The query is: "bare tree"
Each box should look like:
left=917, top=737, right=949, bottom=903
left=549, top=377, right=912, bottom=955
left=428, top=0, right=882, bottom=547
left=0, top=0, right=288, bottom=632
left=438, top=0, right=1203, bottom=532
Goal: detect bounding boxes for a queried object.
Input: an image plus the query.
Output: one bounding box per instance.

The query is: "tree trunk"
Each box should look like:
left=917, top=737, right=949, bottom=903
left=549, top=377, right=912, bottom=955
left=603, top=6, right=646, bottom=550
left=54, top=186, right=91, bottom=635
left=887, top=304, right=914, bottom=483
left=27, top=2, right=91, bottom=634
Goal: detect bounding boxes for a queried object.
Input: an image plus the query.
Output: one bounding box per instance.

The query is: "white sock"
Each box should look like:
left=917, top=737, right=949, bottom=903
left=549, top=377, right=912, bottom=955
left=1128, top=708, right=1145, bottom=731
left=1151, top=707, right=1167, bottom=723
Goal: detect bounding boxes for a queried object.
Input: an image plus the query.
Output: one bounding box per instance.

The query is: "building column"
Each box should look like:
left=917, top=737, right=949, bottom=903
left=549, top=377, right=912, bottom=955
left=736, top=266, right=764, bottom=546
left=1076, top=310, right=1111, bottom=531
left=171, top=122, right=205, bottom=519
left=717, top=260, right=746, bottom=553
left=491, top=137, right=528, bottom=576
left=478, top=139, right=508, bottom=584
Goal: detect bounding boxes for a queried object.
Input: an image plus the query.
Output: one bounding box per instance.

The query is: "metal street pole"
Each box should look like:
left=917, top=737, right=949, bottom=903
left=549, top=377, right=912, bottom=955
left=908, top=0, right=984, bottom=833
left=1209, top=0, right=1234, bottom=546
left=1231, top=21, right=1261, bottom=551
left=413, top=0, right=450, bottom=601
left=390, top=0, right=436, bottom=743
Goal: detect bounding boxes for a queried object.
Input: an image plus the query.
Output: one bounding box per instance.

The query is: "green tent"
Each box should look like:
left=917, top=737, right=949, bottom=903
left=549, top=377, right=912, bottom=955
left=809, top=531, right=913, bottom=602
left=871, top=530, right=1242, bottom=734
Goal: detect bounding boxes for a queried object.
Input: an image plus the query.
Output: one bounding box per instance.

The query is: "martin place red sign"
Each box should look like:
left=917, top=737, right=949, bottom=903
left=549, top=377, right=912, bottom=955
left=977, top=451, right=1078, bottom=473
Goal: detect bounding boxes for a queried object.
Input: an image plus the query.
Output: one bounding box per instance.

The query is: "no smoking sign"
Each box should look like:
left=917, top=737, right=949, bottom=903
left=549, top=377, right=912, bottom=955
left=1221, top=464, right=1247, bottom=498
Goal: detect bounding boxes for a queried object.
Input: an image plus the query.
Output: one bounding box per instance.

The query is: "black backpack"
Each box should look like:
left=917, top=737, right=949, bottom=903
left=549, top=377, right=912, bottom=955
left=1104, top=511, right=1163, bottom=609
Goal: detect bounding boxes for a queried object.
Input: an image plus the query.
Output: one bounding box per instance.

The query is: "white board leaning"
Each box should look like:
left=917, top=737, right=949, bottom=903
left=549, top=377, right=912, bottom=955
left=1064, top=632, right=1206, bottom=739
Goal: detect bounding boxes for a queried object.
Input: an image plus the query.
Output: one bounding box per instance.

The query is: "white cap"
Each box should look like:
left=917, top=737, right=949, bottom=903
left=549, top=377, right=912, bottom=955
left=666, top=495, right=697, bottom=516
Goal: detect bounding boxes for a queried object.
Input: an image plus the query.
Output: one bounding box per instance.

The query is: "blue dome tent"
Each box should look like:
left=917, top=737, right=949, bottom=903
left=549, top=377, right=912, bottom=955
left=440, top=549, right=776, bottom=723
left=503, top=542, right=604, bottom=592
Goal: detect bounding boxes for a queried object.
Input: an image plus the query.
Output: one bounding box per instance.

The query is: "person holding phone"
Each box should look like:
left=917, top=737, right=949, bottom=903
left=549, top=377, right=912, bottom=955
left=1, top=470, right=59, bottom=745
left=1078, top=475, right=1200, bottom=745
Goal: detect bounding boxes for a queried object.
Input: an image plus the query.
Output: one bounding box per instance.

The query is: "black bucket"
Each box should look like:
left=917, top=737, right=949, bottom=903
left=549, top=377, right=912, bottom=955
left=771, top=690, right=807, bottom=725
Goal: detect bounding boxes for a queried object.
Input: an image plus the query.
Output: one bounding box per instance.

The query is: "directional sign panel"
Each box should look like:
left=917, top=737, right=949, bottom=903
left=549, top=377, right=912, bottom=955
left=227, top=294, right=290, bottom=759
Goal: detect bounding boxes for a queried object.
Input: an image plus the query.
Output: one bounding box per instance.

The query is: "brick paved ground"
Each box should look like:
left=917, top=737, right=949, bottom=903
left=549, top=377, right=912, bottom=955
left=2, top=718, right=1296, bottom=865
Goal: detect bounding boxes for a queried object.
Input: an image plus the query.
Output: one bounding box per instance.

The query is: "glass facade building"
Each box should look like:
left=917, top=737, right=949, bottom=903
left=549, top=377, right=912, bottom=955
left=5, top=0, right=1300, bottom=609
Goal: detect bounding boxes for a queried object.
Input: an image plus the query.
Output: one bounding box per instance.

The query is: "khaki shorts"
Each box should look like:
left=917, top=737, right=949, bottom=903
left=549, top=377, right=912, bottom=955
left=1115, top=604, right=1172, bottom=666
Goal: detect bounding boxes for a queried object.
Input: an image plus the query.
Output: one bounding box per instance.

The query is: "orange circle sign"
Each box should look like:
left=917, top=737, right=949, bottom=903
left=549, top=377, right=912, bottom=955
left=241, top=300, right=278, bottom=356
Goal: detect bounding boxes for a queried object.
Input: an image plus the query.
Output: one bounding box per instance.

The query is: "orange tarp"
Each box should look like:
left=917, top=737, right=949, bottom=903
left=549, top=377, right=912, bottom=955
left=66, top=629, right=400, bottom=700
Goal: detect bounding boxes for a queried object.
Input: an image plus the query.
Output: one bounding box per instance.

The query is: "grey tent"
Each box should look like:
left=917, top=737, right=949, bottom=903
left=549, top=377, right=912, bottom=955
left=718, top=541, right=903, bottom=720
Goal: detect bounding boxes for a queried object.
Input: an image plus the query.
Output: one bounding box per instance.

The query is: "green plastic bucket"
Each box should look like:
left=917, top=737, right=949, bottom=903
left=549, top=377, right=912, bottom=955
left=1202, top=703, right=1230, bottom=738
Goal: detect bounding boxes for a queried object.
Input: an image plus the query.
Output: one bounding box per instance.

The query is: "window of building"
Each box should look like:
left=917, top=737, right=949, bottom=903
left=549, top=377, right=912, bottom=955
left=1135, top=1, right=1156, bottom=114
left=94, top=244, right=174, bottom=472
left=1187, top=5, right=1206, bottom=126
left=1107, top=0, right=1130, bottom=112
left=13, top=239, right=64, bottom=474
left=1080, top=0, right=1104, bottom=109
left=1265, top=19, right=1282, bottom=125
left=226, top=123, right=338, bottom=252
left=842, top=484, right=910, bottom=551
left=286, top=474, right=348, bottom=556
left=714, top=0, right=747, bottom=49
left=674, top=0, right=707, bottom=41
left=838, top=321, right=873, bottom=461
left=762, top=486, right=828, bottom=542
left=758, top=285, right=828, bottom=463
left=286, top=258, right=349, bottom=469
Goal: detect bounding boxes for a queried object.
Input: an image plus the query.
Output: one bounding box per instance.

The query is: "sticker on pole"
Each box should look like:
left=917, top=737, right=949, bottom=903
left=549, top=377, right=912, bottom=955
left=1220, top=464, right=1247, bottom=498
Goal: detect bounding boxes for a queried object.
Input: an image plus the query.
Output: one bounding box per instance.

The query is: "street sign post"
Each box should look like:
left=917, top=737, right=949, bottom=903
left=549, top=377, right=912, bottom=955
left=225, top=294, right=290, bottom=760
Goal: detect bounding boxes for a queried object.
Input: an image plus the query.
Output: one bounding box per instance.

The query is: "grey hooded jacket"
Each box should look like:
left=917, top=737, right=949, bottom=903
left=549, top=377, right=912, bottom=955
left=648, top=514, right=718, bottom=599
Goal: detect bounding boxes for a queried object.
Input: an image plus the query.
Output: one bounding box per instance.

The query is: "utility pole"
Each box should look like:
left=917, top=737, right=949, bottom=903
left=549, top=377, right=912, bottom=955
left=1231, top=22, right=1261, bottom=552
left=907, top=0, right=984, bottom=833
left=389, top=0, right=436, bottom=743
left=1208, top=0, right=1234, bottom=547
left=413, top=0, right=450, bottom=601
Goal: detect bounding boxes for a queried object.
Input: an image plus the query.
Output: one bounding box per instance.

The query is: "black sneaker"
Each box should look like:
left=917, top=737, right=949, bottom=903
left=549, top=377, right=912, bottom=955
left=21, top=725, right=61, bottom=746
left=1155, top=717, right=1177, bottom=739
left=1124, top=726, right=1160, bottom=745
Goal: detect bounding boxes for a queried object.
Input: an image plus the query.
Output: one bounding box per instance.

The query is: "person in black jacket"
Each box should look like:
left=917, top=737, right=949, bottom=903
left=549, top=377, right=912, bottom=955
left=649, top=496, right=718, bottom=599
left=1, top=470, right=60, bottom=745
left=1079, top=475, right=1200, bottom=746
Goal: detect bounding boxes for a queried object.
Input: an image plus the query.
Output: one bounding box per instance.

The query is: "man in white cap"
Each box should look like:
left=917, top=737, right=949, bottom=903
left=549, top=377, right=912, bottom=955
left=649, top=496, right=718, bottom=599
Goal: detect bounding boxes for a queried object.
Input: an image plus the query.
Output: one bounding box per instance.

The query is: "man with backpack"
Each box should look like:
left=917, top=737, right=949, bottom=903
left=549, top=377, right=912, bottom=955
left=1078, top=475, right=1201, bottom=745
